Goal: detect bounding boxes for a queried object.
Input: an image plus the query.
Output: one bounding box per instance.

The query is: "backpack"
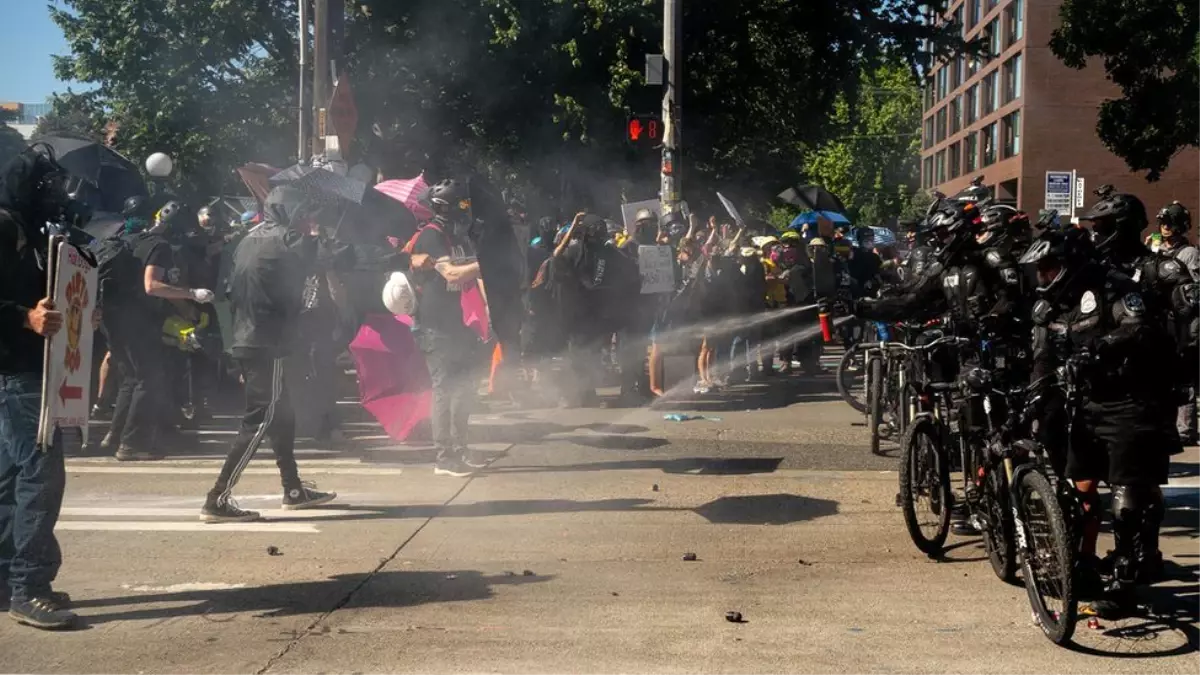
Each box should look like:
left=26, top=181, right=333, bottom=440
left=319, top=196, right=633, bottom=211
left=94, top=231, right=148, bottom=308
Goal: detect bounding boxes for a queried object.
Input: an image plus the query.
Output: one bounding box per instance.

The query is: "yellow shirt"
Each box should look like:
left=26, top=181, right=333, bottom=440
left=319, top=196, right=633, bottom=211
left=761, top=258, right=788, bottom=306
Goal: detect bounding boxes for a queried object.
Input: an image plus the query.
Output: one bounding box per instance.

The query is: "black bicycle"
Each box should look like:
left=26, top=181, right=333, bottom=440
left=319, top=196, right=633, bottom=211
left=1008, top=360, right=1090, bottom=645
left=894, top=335, right=973, bottom=554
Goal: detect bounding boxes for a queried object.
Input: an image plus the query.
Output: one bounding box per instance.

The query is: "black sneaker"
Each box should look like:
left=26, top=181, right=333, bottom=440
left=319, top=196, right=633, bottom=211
left=114, top=446, right=164, bottom=462
left=1, top=590, right=70, bottom=612
left=9, top=596, right=77, bottom=630
left=460, top=448, right=492, bottom=469
left=200, top=497, right=262, bottom=523
left=282, top=483, right=337, bottom=510
left=434, top=454, right=474, bottom=477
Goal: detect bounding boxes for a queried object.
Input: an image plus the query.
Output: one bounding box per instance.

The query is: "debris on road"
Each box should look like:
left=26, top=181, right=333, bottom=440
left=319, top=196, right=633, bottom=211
left=724, top=611, right=744, bottom=623
left=445, top=574, right=458, bottom=580
left=1087, top=618, right=1104, bottom=630
left=266, top=545, right=282, bottom=556
left=797, top=558, right=811, bottom=566
left=652, top=483, right=659, bottom=492
left=503, top=570, right=516, bottom=577
left=682, top=552, right=698, bottom=561
left=611, top=592, right=619, bottom=596
left=522, top=569, right=535, bottom=576
left=663, top=413, right=722, bottom=422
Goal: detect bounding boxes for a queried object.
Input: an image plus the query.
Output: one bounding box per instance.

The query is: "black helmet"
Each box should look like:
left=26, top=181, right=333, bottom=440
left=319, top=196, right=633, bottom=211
left=121, top=195, right=150, bottom=219
left=952, top=176, right=991, bottom=205
left=1078, top=191, right=1147, bottom=253
left=426, top=179, right=470, bottom=217
left=978, top=204, right=1028, bottom=244
left=1157, top=201, right=1192, bottom=236
left=928, top=201, right=981, bottom=259
left=1018, top=226, right=1093, bottom=295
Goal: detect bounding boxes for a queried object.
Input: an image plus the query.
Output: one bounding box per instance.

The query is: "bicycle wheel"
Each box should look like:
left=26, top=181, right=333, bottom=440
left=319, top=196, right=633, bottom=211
left=898, top=418, right=951, bottom=556
left=1016, top=469, right=1076, bottom=645
left=868, top=357, right=884, bottom=456
left=981, top=465, right=1018, bottom=584
left=836, top=345, right=868, bottom=413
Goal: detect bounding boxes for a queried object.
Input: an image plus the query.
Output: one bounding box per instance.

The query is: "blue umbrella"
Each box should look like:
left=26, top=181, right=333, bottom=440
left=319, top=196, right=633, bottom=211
left=789, top=210, right=850, bottom=229
left=848, top=226, right=898, bottom=248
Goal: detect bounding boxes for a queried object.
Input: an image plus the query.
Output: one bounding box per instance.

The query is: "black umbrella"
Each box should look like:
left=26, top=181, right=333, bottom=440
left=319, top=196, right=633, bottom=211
left=777, top=184, right=847, bottom=214
left=37, top=136, right=148, bottom=213
left=269, top=165, right=369, bottom=204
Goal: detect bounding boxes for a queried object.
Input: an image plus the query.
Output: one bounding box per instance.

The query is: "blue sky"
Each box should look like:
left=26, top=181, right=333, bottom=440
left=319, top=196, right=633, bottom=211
left=0, top=1, right=73, bottom=103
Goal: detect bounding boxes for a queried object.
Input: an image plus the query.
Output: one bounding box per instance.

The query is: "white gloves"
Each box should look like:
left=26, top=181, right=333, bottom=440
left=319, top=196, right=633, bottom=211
left=190, top=288, right=215, bottom=304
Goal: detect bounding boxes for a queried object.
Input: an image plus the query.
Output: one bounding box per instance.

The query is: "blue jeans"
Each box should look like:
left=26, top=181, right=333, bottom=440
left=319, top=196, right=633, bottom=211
left=0, top=373, right=65, bottom=600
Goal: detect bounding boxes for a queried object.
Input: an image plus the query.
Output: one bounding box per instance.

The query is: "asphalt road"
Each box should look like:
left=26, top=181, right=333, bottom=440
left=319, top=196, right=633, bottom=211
left=2, top=368, right=1197, bottom=674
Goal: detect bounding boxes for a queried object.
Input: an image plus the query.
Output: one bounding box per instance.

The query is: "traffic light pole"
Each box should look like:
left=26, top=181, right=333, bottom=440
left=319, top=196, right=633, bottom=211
left=660, top=0, right=681, bottom=211
left=297, top=0, right=309, bottom=163
left=311, top=0, right=328, bottom=158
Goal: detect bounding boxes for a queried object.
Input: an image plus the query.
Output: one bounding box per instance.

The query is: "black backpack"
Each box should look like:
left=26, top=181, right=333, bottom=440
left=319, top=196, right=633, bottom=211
left=94, top=231, right=149, bottom=308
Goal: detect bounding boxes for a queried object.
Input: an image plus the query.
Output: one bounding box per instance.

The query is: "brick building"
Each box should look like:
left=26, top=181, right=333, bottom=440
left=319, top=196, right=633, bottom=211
left=919, top=0, right=1198, bottom=222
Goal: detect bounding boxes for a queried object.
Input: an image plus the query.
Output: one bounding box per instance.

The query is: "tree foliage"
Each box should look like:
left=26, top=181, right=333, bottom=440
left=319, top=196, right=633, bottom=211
left=51, top=0, right=965, bottom=210
left=799, top=61, right=922, bottom=226
left=1050, top=0, right=1199, bottom=181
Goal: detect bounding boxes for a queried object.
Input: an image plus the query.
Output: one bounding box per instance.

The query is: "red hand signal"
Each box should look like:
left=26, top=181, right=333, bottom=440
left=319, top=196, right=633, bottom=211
left=628, top=118, right=643, bottom=141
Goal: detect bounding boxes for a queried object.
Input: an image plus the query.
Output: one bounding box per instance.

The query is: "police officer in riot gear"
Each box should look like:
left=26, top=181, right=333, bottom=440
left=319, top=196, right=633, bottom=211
left=1029, top=197, right=1180, bottom=616
left=1155, top=202, right=1199, bottom=444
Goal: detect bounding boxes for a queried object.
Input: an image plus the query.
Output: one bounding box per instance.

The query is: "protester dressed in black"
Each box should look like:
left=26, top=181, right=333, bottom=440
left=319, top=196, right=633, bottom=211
left=200, top=185, right=335, bottom=523
left=0, top=146, right=78, bottom=629
left=410, top=179, right=488, bottom=477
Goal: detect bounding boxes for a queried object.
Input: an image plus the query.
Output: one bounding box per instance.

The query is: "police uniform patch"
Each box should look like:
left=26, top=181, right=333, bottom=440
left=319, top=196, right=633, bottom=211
left=1080, top=290, right=1097, bottom=314
left=985, top=250, right=1002, bottom=266
left=1123, top=292, right=1144, bottom=314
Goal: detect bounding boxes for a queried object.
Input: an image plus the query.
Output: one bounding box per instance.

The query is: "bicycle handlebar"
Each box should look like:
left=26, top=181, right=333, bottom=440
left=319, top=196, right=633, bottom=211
left=858, top=335, right=972, bottom=353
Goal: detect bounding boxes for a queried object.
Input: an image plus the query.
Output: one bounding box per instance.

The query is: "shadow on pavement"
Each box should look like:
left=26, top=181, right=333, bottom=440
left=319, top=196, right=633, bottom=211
left=67, top=570, right=552, bottom=627
left=1065, top=561, right=1199, bottom=659
left=488, top=456, right=784, bottom=475
left=652, top=375, right=841, bottom=413
left=691, top=493, right=838, bottom=525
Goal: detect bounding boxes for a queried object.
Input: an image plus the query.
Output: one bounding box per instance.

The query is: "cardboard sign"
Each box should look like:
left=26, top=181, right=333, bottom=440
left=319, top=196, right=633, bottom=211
left=621, top=199, right=661, bottom=231
left=638, top=245, right=675, bottom=294
left=39, top=240, right=98, bottom=448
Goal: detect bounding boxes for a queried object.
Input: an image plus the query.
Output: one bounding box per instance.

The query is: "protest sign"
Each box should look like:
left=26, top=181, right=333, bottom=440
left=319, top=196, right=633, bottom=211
left=39, top=239, right=98, bottom=449
left=638, top=245, right=675, bottom=294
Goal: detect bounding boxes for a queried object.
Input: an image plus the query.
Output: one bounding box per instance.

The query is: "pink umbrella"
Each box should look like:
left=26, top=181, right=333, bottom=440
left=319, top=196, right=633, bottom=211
left=350, top=314, right=430, bottom=442
left=375, top=174, right=433, bottom=222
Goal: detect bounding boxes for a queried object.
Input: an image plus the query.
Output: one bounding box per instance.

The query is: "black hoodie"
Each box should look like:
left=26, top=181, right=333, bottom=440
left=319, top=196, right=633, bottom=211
left=0, top=152, right=57, bottom=375
left=227, top=185, right=317, bottom=359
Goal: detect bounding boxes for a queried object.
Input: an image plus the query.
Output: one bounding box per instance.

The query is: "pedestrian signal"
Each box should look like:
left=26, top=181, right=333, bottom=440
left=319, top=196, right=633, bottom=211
left=626, top=114, right=661, bottom=146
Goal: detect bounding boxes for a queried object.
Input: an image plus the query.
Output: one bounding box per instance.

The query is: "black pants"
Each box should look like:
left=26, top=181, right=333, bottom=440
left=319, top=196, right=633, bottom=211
left=417, top=329, right=481, bottom=453
left=105, top=311, right=168, bottom=450
left=209, top=356, right=300, bottom=501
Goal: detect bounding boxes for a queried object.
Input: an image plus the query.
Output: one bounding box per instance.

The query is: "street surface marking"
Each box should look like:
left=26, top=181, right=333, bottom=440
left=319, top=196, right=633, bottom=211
left=60, top=507, right=372, bottom=519
left=56, top=521, right=319, bottom=533
left=66, top=465, right=406, bottom=475
left=122, top=582, right=247, bottom=592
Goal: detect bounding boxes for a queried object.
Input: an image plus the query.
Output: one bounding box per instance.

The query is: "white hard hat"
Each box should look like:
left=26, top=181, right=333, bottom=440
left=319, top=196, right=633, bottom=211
left=381, top=271, right=417, bottom=316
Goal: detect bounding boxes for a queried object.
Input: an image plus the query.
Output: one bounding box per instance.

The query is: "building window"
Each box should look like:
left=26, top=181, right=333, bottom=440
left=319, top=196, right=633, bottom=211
left=967, top=55, right=979, bottom=78
left=950, top=95, right=962, bottom=134
left=983, top=70, right=999, bottom=114
left=956, top=54, right=966, bottom=89
left=970, top=0, right=983, bottom=28
left=936, top=106, right=948, bottom=143
left=965, top=85, right=978, bottom=125
left=935, top=149, right=947, bottom=184
left=1002, top=110, right=1021, bottom=158
left=924, top=80, right=935, bottom=111
left=1002, top=54, right=1022, bottom=103
left=924, top=117, right=935, bottom=150
left=953, top=6, right=964, bottom=35
left=949, top=142, right=961, bottom=179
left=923, top=156, right=934, bottom=189
left=965, top=133, right=978, bottom=173
left=937, top=67, right=948, bottom=100
left=988, top=19, right=1002, bottom=59
left=1005, top=0, right=1024, bottom=47
left=981, top=123, right=997, bottom=166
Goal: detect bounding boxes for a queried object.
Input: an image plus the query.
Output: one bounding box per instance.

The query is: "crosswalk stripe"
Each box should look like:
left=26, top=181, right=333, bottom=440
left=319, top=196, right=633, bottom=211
left=65, top=465, right=407, bottom=475
left=60, top=507, right=372, bottom=519
left=56, top=521, right=319, bottom=533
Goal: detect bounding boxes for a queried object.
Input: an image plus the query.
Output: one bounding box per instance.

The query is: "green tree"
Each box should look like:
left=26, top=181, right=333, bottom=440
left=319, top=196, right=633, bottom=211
left=52, top=0, right=967, bottom=208
left=1050, top=0, right=1199, bottom=181
left=33, top=92, right=108, bottom=142
left=799, top=61, right=923, bottom=226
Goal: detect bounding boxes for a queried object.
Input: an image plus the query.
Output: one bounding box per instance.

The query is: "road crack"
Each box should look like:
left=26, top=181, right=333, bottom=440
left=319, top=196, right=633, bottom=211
left=255, top=471, right=483, bottom=674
